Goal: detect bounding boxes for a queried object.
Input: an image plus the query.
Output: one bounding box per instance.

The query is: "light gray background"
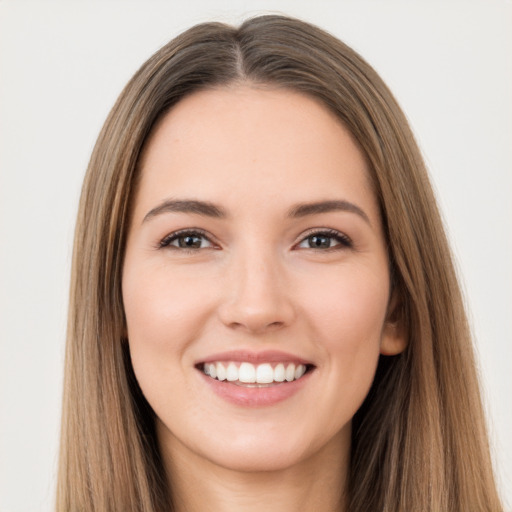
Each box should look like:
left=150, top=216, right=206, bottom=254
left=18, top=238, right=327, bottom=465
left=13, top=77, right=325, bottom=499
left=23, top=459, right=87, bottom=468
left=0, top=1, right=511, bottom=511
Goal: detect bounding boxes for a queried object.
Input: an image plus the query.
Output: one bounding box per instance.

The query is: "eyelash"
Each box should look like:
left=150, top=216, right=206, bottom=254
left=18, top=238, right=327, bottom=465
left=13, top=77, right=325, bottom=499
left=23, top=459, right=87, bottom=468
left=158, top=229, right=214, bottom=252
left=158, top=228, right=353, bottom=252
left=296, top=228, right=353, bottom=250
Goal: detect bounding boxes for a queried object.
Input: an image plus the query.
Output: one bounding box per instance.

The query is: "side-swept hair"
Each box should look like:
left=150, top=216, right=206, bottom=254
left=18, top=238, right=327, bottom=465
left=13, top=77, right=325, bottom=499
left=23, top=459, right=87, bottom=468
left=57, top=14, right=502, bottom=511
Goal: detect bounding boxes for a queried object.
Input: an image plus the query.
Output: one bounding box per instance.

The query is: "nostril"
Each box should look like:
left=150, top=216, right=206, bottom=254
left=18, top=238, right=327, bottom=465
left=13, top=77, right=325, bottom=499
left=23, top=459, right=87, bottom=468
left=224, top=318, right=287, bottom=334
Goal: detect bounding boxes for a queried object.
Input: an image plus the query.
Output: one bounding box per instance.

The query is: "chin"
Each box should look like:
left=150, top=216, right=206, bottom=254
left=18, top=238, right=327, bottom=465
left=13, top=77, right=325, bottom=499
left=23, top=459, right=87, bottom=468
left=197, top=422, right=348, bottom=475
left=206, top=439, right=310, bottom=474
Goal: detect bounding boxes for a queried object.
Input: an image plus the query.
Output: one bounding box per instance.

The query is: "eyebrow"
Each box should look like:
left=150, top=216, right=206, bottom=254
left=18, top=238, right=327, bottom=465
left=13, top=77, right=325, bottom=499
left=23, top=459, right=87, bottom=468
left=143, top=198, right=370, bottom=225
left=143, top=199, right=227, bottom=223
left=287, top=200, right=371, bottom=225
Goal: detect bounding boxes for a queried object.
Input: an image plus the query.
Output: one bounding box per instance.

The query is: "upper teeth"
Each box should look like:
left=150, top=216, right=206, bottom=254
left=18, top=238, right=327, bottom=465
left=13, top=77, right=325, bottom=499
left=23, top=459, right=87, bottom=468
left=203, top=362, right=307, bottom=384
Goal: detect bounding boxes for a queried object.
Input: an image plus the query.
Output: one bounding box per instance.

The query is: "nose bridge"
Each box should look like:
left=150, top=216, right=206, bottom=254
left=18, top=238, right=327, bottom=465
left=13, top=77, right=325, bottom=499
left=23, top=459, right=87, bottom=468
left=218, top=239, right=294, bottom=332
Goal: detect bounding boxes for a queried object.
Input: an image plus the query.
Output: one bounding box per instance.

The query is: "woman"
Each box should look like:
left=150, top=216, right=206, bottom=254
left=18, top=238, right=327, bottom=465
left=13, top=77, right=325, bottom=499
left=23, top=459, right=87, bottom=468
left=57, top=14, right=503, bottom=511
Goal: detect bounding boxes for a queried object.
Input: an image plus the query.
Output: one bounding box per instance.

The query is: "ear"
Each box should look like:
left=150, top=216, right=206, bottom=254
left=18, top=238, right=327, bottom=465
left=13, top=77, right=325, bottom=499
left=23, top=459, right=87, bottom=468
left=380, top=290, right=407, bottom=356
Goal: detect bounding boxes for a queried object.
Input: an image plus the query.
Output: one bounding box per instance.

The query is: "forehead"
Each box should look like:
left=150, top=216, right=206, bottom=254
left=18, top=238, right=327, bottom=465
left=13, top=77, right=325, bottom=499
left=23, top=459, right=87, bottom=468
left=135, top=86, right=377, bottom=221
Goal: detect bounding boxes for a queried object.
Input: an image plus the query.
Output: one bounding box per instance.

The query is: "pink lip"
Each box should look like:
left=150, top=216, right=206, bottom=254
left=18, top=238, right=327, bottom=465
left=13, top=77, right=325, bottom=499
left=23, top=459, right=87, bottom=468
left=197, top=349, right=312, bottom=366
left=199, top=370, right=313, bottom=407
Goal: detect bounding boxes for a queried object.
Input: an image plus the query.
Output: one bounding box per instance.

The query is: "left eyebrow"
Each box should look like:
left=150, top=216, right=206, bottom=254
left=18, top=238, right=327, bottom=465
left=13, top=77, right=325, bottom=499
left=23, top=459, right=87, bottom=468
left=142, top=199, right=227, bottom=223
left=287, top=200, right=371, bottom=226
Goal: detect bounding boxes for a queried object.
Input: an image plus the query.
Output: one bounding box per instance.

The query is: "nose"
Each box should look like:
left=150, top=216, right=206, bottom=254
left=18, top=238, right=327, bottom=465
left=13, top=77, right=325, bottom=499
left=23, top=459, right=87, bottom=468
left=217, top=248, right=296, bottom=334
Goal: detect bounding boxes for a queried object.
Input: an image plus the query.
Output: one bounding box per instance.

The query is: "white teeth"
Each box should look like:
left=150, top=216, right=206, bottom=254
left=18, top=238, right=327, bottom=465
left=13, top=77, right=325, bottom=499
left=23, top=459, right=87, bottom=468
left=285, top=363, right=295, bottom=382
left=202, top=361, right=309, bottom=384
left=274, top=363, right=285, bottom=382
left=216, top=362, right=226, bottom=381
left=239, top=362, right=256, bottom=383
left=256, top=363, right=274, bottom=384
left=226, top=362, right=239, bottom=381
left=295, top=364, right=306, bottom=379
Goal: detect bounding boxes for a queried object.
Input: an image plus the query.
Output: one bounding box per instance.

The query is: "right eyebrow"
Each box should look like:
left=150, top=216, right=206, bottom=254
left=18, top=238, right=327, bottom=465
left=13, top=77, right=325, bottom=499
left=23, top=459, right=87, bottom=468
left=287, top=199, right=371, bottom=226
left=142, top=199, right=227, bottom=224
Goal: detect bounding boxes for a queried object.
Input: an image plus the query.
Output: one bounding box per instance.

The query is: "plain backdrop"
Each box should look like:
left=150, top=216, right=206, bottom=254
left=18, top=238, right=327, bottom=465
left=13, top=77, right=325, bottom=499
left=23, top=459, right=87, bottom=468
left=0, top=1, right=511, bottom=511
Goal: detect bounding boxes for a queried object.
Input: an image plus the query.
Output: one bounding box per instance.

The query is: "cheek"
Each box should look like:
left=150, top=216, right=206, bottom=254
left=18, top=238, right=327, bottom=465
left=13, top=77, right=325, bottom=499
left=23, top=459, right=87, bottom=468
left=301, top=267, right=389, bottom=390
left=122, top=263, right=220, bottom=403
left=122, top=263, right=218, bottom=418
left=123, top=263, right=216, bottom=349
left=307, top=264, right=388, bottom=337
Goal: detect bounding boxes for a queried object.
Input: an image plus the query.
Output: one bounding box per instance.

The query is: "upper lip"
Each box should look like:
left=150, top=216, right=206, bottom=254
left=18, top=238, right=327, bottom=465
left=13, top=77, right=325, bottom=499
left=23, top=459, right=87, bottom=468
left=196, top=350, right=314, bottom=366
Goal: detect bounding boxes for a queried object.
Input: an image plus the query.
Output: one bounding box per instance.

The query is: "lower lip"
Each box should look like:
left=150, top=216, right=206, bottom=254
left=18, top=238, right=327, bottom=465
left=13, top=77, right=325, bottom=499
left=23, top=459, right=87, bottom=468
left=198, top=370, right=312, bottom=407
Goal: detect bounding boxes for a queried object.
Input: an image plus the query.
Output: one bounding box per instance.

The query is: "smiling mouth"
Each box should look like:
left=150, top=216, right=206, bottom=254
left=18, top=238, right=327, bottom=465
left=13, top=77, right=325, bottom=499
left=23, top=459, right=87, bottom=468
left=197, top=361, right=314, bottom=387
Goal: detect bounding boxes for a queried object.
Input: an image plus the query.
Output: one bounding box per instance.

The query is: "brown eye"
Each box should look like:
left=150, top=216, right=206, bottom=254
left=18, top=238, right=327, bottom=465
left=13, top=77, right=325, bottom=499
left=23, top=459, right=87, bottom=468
left=176, top=234, right=204, bottom=249
left=297, top=230, right=352, bottom=250
left=307, top=234, right=333, bottom=249
left=159, top=230, right=214, bottom=250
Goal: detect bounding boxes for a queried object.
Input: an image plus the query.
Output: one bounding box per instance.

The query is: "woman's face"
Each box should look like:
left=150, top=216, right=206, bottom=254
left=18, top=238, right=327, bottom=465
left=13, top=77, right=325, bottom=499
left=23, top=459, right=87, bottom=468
left=122, top=86, right=405, bottom=474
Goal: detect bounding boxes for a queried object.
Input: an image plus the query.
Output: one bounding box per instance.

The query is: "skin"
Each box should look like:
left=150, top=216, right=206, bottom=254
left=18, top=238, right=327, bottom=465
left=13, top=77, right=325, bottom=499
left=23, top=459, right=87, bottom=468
left=122, top=85, right=406, bottom=512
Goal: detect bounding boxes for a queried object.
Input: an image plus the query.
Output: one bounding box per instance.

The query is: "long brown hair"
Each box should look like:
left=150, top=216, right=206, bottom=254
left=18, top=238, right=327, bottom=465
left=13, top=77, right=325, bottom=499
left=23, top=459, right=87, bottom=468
left=57, top=14, right=503, bottom=511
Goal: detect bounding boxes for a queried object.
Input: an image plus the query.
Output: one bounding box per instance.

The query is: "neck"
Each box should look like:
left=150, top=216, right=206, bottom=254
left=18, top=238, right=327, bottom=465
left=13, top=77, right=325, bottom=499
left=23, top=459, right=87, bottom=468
left=160, top=428, right=349, bottom=512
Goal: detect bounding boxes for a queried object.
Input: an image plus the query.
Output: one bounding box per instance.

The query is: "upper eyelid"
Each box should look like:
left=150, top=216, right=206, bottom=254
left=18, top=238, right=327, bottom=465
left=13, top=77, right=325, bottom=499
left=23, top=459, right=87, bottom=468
left=295, top=227, right=351, bottom=243
left=298, top=227, right=345, bottom=237
left=165, top=228, right=209, bottom=238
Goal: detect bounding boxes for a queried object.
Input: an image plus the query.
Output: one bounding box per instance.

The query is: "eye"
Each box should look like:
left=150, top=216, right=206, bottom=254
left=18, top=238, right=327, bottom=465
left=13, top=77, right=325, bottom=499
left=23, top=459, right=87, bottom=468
left=159, top=230, right=215, bottom=250
left=296, top=229, right=352, bottom=250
